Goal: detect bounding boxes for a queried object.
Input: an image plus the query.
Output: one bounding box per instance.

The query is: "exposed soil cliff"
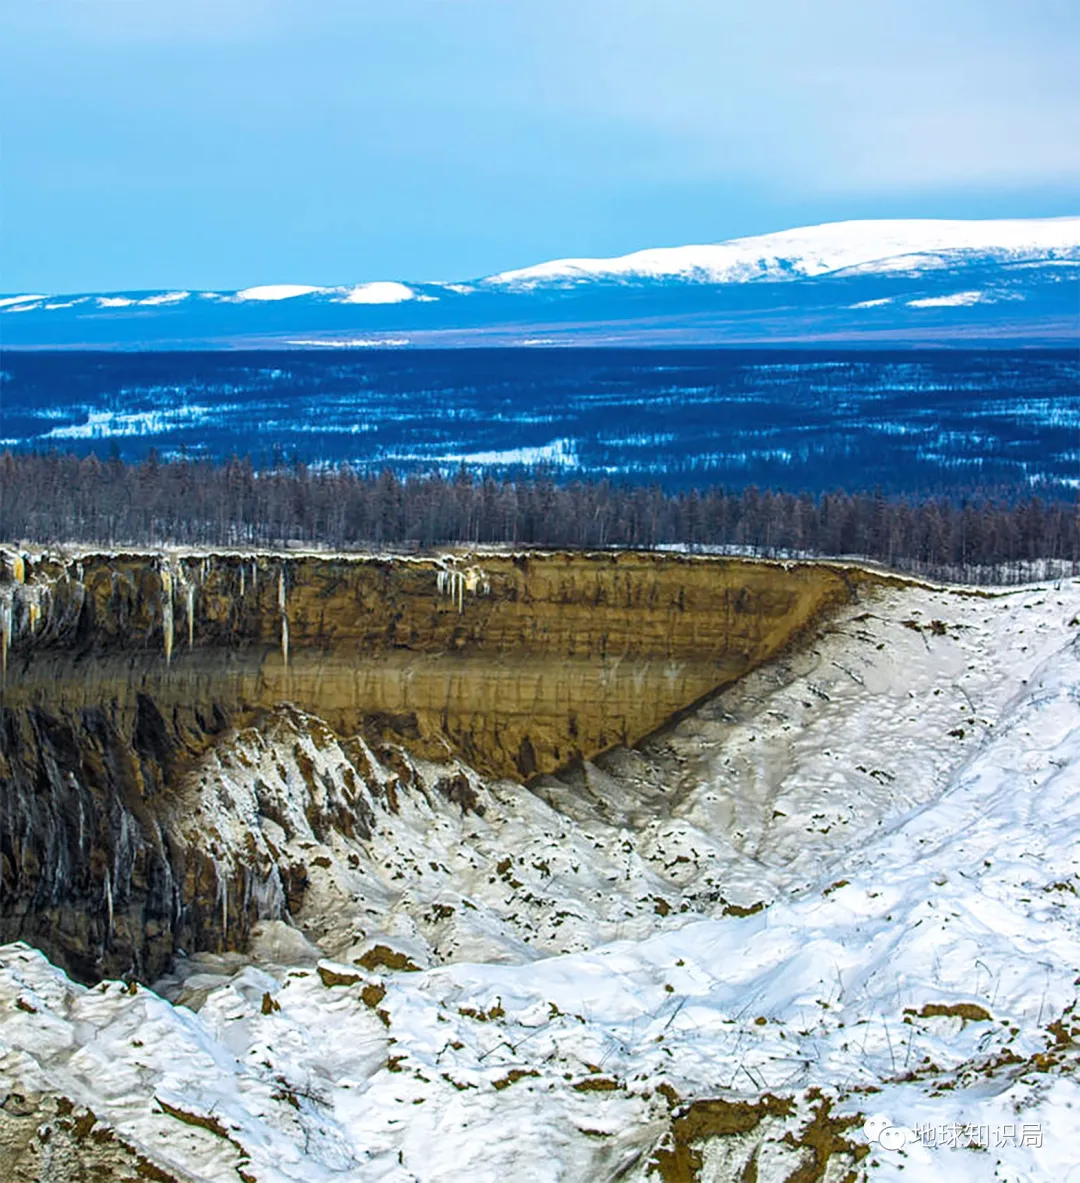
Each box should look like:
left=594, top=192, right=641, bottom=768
left=0, top=547, right=877, bottom=982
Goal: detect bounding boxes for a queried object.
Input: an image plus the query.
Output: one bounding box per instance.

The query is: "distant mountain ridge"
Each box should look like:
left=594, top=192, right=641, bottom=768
left=486, top=216, right=1080, bottom=287
left=3, top=217, right=1079, bottom=348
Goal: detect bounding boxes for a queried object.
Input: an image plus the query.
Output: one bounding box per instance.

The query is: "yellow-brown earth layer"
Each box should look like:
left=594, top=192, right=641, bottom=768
left=0, top=548, right=888, bottom=981
left=3, top=549, right=881, bottom=778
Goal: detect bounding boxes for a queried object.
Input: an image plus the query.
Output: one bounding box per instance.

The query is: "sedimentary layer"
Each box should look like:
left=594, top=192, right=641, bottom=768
left=0, top=547, right=876, bottom=981
left=2, top=549, right=871, bottom=776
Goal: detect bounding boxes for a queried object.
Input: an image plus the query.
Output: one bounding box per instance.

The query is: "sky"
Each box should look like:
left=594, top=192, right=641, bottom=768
left=2, top=0, right=1079, bottom=293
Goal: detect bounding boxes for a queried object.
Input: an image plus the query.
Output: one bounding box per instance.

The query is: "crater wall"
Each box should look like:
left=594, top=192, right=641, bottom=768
left=0, top=547, right=878, bottom=980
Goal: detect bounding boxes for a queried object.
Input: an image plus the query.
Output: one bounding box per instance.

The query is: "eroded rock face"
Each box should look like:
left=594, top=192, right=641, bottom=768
left=1, top=700, right=183, bottom=984
left=0, top=548, right=874, bottom=981
left=3, top=549, right=869, bottom=776
left=0, top=701, right=388, bottom=985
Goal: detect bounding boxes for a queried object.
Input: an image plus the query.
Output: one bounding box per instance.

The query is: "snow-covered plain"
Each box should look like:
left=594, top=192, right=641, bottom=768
left=3, top=577, right=1080, bottom=1181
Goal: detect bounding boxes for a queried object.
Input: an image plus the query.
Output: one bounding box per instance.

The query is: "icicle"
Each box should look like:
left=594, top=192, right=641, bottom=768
left=436, top=558, right=490, bottom=614
left=185, top=581, right=195, bottom=649
left=161, top=563, right=174, bottom=664
left=239, top=564, right=245, bottom=597
left=10, top=553, right=25, bottom=584
left=0, top=591, right=11, bottom=684
left=104, top=869, right=114, bottom=937
left=278, top=566, right=289, bottom=668
left=26, top=592, right=40, bottom=633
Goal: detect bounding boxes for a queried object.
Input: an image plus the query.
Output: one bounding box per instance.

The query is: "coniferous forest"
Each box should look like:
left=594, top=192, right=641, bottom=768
left=2, top=449, right=1078, bottom=585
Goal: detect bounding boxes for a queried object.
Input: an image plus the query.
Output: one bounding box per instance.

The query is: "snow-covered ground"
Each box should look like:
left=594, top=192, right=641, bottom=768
left=3, top=577, right=1080, bottom=1181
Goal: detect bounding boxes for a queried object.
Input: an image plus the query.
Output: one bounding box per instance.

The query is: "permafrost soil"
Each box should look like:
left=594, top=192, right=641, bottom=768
left=2, top=558, right=1080, bottom=1181
left=0, top=548, right=864, bottom=982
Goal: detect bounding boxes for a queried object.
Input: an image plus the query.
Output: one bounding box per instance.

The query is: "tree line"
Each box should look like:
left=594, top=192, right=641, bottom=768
left=2, top=450, right=1078, bottom=585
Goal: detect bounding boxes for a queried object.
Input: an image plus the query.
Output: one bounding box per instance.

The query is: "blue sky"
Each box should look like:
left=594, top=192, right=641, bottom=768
left=3, top=0, right=1078, bottom=292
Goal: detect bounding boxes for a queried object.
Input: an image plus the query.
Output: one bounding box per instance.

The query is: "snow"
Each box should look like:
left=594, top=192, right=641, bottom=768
left=336, top=282, right=417, bottom=305
left=907, top=290, right=986, bottom=308
left=42, top=405, right=224, bottom=440
left=0, top=294, right=47, bottom=308
left=43, top=297, right=90, bottom=310
left=234, top=285, right=326, bottom=301
left=387, top=438, right=579, bottom=469
left=284, top=337, right=411, bottom=348
left=486, top=217, right=1080, bottom=289
left=3, top=577, right=1080, bottom=1180
left=48, top=282, right=422, bottom=311
left=138, top=291, right=192, bottom=306
left=836, top=252, right=952, bottom=276
left=14, top=216, right=1079, bottom=317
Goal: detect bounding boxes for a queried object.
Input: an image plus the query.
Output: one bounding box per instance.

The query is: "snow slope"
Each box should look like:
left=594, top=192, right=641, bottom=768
left=3, top=578, right=1080, bottom=1181
left=488, top=217, right=1080, bottom=289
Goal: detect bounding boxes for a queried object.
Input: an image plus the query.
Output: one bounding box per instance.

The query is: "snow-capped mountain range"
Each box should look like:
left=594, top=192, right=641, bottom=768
left=3, top=217, right=1079, bottom=347
left=488, top=216, right=1080, bottom=287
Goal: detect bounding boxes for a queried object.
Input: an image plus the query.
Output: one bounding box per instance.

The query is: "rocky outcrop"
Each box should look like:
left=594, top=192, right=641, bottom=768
left=0, top=547, right=880, bottom=982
